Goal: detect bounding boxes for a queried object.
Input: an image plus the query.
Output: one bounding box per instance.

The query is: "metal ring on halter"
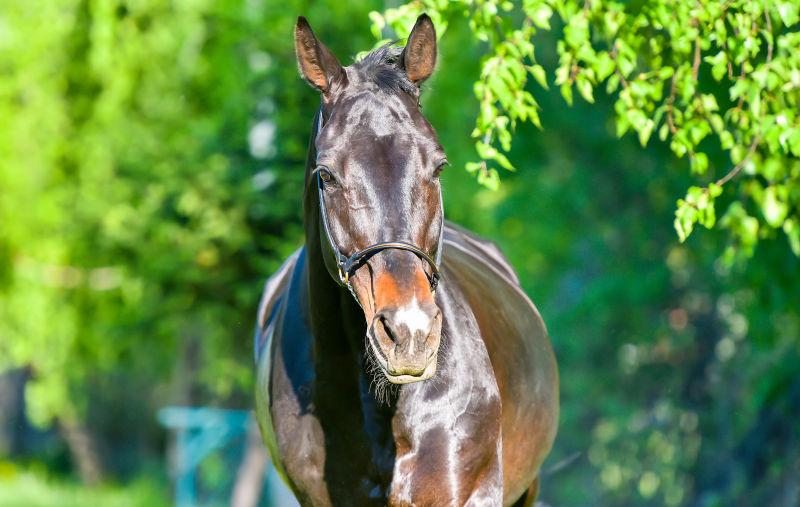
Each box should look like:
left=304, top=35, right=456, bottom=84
left=314, top=107, right=445, bottom=298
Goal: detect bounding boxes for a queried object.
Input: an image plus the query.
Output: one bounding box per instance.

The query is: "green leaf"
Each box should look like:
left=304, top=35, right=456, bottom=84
left=675, top=185, right=720, bottom=241
left=475, top=141, right=497, bottom=160
left=560, top=83, right=574, bottom=106
left=720, top=202, right=760, bottom=258
left=674, top=199, right=697, bottom=242
left=690, top=152, right=709, bottom=175
left=477, top=166, right=501, bottom=190
left=606, top=74, right=620, bottom=93
left=731, top=144, right=748, bottom=164
left=526, top=2, right=554, bottom=29
left=657, top=67, right=675, bottom=80
left=594, top=52, right=616, bottom=81
left=704, top=52, right=728, bottom=81
left=719, top=131, right=735, bottom=149
left=700, top=94, right=719, bottom=112
left=465, top=162, right=483, bottom=174
left=783, top=219, right=800, bottom=256
left=777, top=2, right=799, bottom=26
left=760, top=185, right=789, bottom=228
left=658, top=123, right=670, bottom=141
left=638, top=119, right=655, bottom=146
left=530, top=64, right=549, bottom=89
left=576, top=74, right=595, bottom=103
left=787, top=128, right=800, bottom=157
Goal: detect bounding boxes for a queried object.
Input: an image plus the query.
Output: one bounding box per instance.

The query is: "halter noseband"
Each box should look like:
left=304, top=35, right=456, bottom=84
left=314, top=109, right=444, bottom=300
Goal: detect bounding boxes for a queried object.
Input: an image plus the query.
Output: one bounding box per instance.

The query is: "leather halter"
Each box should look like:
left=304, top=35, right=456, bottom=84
left=314, top=109, right=444, bottom=300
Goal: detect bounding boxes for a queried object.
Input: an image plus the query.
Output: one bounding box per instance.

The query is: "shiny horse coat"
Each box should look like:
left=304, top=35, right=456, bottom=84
left=254, top=14, right=558, bottom=507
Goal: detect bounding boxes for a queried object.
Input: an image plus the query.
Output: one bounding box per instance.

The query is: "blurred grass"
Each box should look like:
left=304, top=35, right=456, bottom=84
left=0, top=463, right=169, bottom=507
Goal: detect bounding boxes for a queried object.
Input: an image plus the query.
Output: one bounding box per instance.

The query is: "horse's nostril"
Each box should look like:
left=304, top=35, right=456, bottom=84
left=378, top=315, right=397, bottom=343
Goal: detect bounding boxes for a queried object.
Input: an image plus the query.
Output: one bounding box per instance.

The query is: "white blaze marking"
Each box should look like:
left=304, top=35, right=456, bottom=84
left=393, top=297, right=431, bottom=340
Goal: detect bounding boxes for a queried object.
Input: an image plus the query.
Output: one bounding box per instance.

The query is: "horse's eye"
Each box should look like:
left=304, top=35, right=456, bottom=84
left=318, top=167, right=333, bottom=184
left=434, top=159, right=449, bottom=177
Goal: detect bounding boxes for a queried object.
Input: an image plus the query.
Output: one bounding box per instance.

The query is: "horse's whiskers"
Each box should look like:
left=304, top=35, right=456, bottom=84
left=363, top=335, right=398, bottom=405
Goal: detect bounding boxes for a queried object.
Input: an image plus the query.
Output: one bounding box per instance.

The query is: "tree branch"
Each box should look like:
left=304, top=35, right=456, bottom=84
left=715, top=135, right=761, bottom=187
left=691, top=37, right=702, bottom=81
left=666, top=74, right=678, bottom=135
left=764, top=6, right=774, bottom=64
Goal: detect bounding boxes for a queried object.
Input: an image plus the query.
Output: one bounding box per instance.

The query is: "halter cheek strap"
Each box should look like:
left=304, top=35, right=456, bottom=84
left=313, top=108, right=445, bottom=300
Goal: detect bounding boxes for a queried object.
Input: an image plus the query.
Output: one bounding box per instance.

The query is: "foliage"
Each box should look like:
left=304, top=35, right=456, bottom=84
left=370, top=0, right=800, bottom=262
left=0, top=464, right=168, bottom=507
left=0, top=0, right=378, bottom=480
left=0, top=0, right=375, bottom=421
left=1, top=0, right=255, bottom=427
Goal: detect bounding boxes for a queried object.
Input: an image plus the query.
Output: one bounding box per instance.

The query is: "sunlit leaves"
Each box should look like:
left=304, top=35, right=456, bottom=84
left=776, top=1, right=799, bottom=26
left=368, top=1, right=450, bottom=42
left=0, top=0, right=323, bottom=427
left=783, top=218, right=800, bottom=255
left=377, top=0, right=800, bottom=262
left=675, top=184, right=722, bottom=242
left=720, top=202, right=760, bottom=263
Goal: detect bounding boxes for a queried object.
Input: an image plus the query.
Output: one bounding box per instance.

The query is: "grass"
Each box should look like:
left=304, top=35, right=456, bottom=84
left=0, top=463, right=170, bottom=507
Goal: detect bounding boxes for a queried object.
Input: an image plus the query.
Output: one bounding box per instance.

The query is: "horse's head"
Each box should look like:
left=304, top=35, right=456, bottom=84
left=296, top=15, right=446, bottom=385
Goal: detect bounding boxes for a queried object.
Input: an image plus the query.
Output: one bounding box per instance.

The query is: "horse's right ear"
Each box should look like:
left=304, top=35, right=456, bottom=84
left=403, top=14, right=437, bottom=84
left=294, top=17, right=346, bottom=95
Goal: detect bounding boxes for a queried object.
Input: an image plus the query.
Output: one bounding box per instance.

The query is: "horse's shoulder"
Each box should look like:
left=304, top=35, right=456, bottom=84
left=440, top=220, right=551, bottom=374
left=254, top=247, right=304, bottom=361
left=440, top=222, right=547, bottom=339
left=441, top=223, right=558, bottom=492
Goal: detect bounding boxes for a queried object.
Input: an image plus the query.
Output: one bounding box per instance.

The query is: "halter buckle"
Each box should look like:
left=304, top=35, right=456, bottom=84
left=338, top=266, right=349, bottom=286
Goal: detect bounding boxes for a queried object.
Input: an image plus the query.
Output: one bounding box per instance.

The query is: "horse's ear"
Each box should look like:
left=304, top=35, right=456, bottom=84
left=402, top=14, right=437, bottom=84
left=294, top=17, right=346, bottom=94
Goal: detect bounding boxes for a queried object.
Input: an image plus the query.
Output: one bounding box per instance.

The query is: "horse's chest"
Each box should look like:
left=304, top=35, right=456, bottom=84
left=267, top=338, right=396, bottom=504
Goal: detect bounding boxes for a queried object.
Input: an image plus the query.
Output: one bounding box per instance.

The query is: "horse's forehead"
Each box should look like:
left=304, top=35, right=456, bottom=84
left=317, top=90, right=440, bottom=174
left=339, top=92, right=412, bottom=128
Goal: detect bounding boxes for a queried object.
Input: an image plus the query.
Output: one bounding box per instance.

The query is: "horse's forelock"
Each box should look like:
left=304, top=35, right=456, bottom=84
left=352, top=44, right=419, bottom=98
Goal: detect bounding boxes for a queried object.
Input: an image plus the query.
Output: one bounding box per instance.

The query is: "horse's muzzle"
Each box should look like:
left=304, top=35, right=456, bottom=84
left=368, top=302, right=442, bottom=384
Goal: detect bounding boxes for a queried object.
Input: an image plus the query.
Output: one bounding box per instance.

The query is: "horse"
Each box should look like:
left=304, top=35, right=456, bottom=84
left=254, top=14, right=558, bottom=506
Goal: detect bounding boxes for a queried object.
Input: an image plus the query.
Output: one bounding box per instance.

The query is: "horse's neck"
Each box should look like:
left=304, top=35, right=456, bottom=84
left=302, top=191, right=366, bottom=355
left=301, top=133, right=371, bottom=390
left=309, top=256, right=361, bottom=338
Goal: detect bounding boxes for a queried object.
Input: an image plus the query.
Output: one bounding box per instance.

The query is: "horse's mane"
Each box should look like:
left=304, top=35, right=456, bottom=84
left=353, top=44, right=418, bottom=97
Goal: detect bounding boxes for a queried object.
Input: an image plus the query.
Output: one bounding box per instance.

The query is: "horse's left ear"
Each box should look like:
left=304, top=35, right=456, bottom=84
left=403, top=14, right=437, bottom=84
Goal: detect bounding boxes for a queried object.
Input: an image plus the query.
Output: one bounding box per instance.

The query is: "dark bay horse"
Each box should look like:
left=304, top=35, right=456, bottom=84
left=254, top=14, right=558, bottom=506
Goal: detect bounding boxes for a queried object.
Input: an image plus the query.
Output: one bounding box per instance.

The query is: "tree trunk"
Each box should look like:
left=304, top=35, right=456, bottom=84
left=60, top=417, right=105, bottom=486
left=230, top=418, right=268, bottom=507
left=0, top=368, right=27, bottom=456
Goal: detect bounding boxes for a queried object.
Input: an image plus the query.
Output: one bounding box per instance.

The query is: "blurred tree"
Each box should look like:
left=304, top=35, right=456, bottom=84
left=371, top=0, right=800, bottom=263
left=0, top=0, right=379, bottom=483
